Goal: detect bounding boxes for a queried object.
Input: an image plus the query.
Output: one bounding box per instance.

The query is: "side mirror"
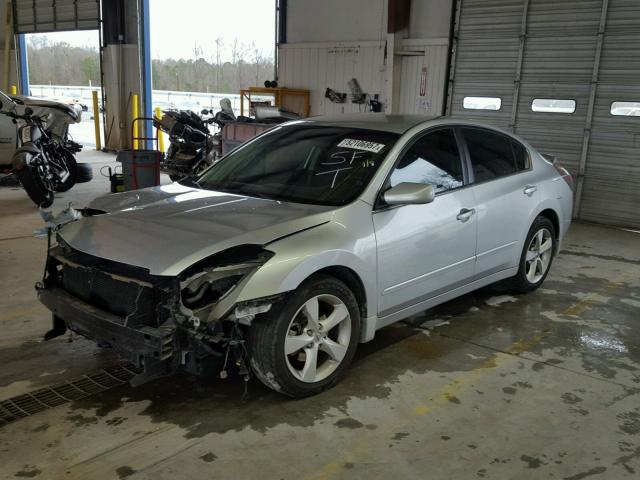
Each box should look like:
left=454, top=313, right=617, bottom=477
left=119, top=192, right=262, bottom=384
left=24, top=107, right=33, bottom=115
left=383, top=182, right=435, bottom=206
left=201, top=109, right=209, bottom=115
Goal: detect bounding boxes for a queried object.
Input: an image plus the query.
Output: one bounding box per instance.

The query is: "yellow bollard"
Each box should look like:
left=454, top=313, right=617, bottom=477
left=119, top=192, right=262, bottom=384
left=10, top=85, right=17, bottom=95
left=131, top=94, right=139, bottom=150
left=92, top=90, right=101, bottom=151
left=155, top=107, right=165, bottom=152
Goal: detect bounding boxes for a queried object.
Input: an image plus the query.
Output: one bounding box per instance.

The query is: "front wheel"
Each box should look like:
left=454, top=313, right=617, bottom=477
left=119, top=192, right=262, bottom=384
left=248, top=275, right=361, bottom=397
left=507, top=216, right=556, bottom=293
left=16, top=157, right=54, bottom=208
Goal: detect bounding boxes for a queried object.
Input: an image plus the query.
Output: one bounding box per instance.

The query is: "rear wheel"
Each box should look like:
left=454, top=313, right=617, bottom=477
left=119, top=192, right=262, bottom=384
left=16, top=155, right=54, bottom=207
left=507, top=216, right=556, bottom=293
left=75, top=163, right=93, bottom=183
left=248, top=275, right=361, bottom=397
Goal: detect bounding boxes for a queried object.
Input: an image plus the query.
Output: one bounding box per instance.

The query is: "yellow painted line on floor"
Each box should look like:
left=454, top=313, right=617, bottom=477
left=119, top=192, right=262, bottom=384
left=307, top=273, right=631, bottom=480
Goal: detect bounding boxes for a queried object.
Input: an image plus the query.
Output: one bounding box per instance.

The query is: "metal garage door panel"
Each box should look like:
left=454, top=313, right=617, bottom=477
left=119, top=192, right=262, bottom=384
left=454, top=37, right=520, bottom=78
left=457, top=0, right=523, bottom=37
left=448, top=0, right=640, bottom=228
left=14, top=0, right=99, bottom=33
left=527, top=0, right=602, bottom=35
left=606, top=0, right=640, bottom=34
left=521, top=36, right=597, bottom=82
left=598, top=34, right=640, bottom=83
left=449, top=84, right=514, bottom=127
left=579, top=177, right=640, bottom=228
left=515, top=82, right=589, bottom=173
left=579, top=11, right=640, bottom=228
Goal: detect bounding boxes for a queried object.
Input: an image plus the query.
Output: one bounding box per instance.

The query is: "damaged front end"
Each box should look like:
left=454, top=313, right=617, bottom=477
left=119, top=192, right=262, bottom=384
left=37, top=236, right=280, bottom=386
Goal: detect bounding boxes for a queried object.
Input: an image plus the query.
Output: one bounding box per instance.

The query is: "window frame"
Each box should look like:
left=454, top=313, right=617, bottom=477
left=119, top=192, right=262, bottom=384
left=374, top=126, right=470, bottom=211
left=530, top=98, right=577, bottom=115
left=609, top=101, right=640, bottom=117
left=457, top=126, right=532, bottom=186
left=462, top=96, right=503, bottom=111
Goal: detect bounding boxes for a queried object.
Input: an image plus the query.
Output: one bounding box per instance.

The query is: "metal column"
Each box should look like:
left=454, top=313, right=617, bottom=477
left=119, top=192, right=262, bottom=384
left=138, top=0, right=153, bottom=149
left=16, top=33, right=28, bottom=95
left=573, top=0, right=610, bottom=219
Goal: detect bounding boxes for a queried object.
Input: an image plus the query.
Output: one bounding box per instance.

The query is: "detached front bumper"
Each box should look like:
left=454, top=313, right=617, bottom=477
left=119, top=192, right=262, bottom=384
left=38, top=286, right=175, bottom=368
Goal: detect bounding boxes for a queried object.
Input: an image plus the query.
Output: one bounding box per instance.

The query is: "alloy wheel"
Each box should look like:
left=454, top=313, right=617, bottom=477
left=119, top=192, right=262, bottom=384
left=284, top=294, right=351, bottom=383
left=525, top=228, right=553, bottom=283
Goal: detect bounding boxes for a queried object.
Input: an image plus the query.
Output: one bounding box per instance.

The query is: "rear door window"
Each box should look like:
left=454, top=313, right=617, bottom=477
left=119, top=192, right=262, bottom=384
left=461, top=128, right=528, bottom=183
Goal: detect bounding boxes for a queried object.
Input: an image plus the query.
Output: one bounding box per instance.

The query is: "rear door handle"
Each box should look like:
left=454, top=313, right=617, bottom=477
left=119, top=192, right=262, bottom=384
left=456, top=208, right=476, bottom=222
left=523, top=185, right=538, bottom=196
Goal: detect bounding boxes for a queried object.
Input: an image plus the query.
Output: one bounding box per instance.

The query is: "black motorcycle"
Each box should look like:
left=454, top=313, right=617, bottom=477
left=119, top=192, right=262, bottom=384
left=0, top=100, right=77, bottom=207
left=154, top=100, right=236, bottom=181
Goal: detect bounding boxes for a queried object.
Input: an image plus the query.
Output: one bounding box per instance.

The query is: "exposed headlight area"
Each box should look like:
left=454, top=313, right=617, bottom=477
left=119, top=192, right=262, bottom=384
left=182, top=274, right=243, bottom=310
left=178, top=245, right=275, bottom=328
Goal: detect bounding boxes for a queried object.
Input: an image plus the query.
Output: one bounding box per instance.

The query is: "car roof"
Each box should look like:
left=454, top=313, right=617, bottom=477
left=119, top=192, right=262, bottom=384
left=299, top=113, right=440, bottom=134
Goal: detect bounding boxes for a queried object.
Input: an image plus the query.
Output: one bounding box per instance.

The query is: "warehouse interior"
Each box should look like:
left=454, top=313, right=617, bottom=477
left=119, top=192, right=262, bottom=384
left=0, top=1, right=639, bottom=479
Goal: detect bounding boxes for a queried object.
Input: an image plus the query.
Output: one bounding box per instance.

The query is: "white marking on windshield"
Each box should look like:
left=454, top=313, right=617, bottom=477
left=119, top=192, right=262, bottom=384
left=316, top=167, right=354, bottom=188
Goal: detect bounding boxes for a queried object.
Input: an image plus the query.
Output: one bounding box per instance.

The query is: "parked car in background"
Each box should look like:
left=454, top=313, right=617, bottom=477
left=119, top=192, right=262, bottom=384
left=38, top=114, right=573, bottom=397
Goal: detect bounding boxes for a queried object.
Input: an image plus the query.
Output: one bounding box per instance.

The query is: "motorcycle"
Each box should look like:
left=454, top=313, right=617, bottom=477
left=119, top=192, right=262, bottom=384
left=0, top=99, right=78, bottom=207
left=154, top=98, right=236, bottom=181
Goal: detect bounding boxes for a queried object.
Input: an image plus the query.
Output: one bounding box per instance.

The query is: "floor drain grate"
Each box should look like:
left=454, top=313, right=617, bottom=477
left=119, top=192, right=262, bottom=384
left=0, top=363, right=141, bottom=427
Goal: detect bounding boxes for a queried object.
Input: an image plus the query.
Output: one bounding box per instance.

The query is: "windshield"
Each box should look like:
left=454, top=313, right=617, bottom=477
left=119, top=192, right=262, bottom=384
left=195, top=125, right=399, bottom=206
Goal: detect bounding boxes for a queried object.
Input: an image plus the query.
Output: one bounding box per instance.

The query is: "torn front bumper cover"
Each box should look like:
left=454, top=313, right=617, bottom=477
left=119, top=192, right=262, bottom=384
left=38, top=287, right=177, bottom=381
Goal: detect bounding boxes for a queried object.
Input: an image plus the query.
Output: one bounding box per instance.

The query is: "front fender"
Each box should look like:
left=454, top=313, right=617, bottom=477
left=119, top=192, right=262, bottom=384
left=11, top=144, right=41, bottom=170
left=234, top=204, right=378, bottom=336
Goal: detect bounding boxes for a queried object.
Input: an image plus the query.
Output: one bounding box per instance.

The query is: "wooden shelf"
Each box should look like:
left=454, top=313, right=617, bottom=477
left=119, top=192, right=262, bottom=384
left=240, top=87, right=311, bottom=117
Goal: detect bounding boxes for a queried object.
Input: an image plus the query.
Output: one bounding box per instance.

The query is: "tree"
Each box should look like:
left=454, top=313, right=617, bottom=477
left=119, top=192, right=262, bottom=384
left=26, top=35, right=274, bottom=94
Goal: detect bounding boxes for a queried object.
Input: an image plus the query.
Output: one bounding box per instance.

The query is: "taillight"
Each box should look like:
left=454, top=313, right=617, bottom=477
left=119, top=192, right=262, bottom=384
left=553, top=162, right=574, bottom=191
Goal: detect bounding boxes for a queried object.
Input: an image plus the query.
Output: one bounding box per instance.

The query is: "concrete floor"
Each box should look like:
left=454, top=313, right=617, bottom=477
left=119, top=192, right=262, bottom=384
left=1, top=152, right=639, bottom=479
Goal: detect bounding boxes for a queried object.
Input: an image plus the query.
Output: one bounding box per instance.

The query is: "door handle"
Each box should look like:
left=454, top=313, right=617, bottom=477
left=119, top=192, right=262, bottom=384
left=456, top=208, right=476, bottom=222
left=523, top=185, right=538, bottom=196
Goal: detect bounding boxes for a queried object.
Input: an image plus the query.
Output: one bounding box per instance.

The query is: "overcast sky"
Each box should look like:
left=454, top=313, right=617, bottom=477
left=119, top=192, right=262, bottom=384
left=29, top=0, right=275, bottom=61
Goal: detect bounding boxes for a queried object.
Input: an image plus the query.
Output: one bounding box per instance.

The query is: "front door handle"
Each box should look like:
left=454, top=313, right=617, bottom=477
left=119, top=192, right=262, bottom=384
left=523, top=185, right=538, bottom=196
left=456, top=208, right=476, bottom=222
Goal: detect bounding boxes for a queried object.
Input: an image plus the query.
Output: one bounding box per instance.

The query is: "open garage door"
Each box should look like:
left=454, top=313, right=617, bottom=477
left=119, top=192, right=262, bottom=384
left=447, top=0, right=640, bottom=229
left=13, top=0, right=99, bottom=33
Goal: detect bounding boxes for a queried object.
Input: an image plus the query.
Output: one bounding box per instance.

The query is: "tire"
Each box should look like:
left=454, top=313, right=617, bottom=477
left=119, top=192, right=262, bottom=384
left=247, top=274, right=361, bottom=397
left=75, top=163, right=93, bottom=183
left=53, top=150, right=78, bottom=192
left=507, top=216, right=556, bottom=293
left=17, top=163, right=54, bottom=208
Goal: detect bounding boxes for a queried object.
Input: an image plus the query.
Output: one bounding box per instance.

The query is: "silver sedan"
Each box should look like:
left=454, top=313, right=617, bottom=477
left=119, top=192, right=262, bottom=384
left=38, top=114, right=574, bottom=397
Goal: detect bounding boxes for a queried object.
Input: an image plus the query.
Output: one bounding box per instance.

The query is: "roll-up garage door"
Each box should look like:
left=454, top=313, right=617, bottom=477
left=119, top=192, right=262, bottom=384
left=447, top=0, right=640, bottom=229
left=13, top=0, right=100, bottom=33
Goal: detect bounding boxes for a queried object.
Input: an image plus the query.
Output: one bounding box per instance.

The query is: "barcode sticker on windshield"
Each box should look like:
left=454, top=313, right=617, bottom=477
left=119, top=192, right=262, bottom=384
left=337, top=138, right=386, bottom=153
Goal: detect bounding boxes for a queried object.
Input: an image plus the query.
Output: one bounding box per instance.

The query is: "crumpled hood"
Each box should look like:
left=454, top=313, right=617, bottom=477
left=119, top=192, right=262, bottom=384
left=58, top=183, right=336, bottom=275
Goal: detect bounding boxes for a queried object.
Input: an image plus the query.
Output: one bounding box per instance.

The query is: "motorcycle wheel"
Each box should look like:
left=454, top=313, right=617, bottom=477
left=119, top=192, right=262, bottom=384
left=75, top=163, right=94, bottom=183
left=16, top=159, right=55, bottom=208
left=53, top=150, right=78, bottom=192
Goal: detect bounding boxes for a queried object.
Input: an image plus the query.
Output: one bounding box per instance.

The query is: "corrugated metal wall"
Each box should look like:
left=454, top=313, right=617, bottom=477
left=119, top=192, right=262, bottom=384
left=447, top=0, right=640, bottom=228
left=278, top=41, right=387, bottom=116
left=13, top=0, right=100, bottom=33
